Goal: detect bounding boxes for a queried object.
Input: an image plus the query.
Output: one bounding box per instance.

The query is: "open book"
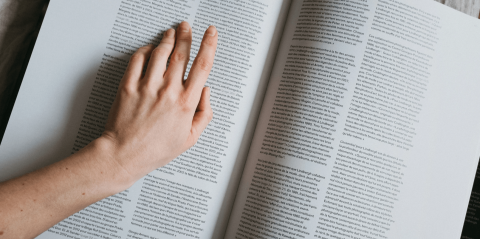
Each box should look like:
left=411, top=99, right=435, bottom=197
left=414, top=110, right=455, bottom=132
left=2, top=0, right=480, bottom=238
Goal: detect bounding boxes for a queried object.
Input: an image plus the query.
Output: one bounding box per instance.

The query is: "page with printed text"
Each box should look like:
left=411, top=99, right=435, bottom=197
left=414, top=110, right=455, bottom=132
left=225, top=0, right=480, bottom=238
left=0, top=0, right=291, bottom=238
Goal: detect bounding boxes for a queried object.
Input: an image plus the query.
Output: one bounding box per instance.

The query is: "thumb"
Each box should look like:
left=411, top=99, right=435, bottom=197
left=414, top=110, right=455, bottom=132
left=188, top=87, right=213, bottom=147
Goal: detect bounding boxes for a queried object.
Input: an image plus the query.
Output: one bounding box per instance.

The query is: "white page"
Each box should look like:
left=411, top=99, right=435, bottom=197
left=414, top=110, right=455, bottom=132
left=225, top=0, right=480, bottom=238
left=0, top=0, right=291, bottom=238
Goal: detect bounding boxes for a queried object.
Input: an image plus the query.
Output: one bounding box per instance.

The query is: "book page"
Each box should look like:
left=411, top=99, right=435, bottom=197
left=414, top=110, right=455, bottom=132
left=0, top=0, right=291, bottom=238
left=225, top=0, right=480, bottom=238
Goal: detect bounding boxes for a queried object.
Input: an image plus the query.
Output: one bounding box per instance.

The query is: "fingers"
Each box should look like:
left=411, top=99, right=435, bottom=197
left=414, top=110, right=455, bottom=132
left=164, top=21, right=192, bottom=85
left=143, top=29, right=176, bottom=88
left=184, top=26, right=217, bottom=96
left=188, top=87, right=213, bottom=146
left=120, top=45, right=155, bottom=89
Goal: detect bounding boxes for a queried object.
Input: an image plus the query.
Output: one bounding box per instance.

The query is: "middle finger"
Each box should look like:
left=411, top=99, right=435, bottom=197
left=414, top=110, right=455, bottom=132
left=164, top=21, right=192, bottom=85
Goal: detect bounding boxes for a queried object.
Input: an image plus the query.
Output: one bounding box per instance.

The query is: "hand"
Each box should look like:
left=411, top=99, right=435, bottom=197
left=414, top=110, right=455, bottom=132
left=98, top=21, right=217, bottom=183
left=0, top=22, right=217, bottom=239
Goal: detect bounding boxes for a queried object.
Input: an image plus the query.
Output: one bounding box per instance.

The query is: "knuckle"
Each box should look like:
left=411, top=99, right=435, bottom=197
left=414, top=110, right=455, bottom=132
left=129, top=53, right=145, bottom=63
left=140, top=84, right=158, bottom=97
left=201, top=36, right=216, bottom=47
left=151, top=46, right=168, bottom=58
left=170, top=51, right=189, bottom=63
left=179, top=95, right=195, bottom=112
left=195, top=57, right=212, bottom=72
left=120, top=82, right=137, bottom=95
left=159, top=88, right=177, bottom=103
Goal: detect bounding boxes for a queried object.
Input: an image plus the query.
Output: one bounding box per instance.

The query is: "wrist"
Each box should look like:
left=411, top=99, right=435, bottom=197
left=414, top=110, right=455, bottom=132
left=79, top=137, right=137, bottom=194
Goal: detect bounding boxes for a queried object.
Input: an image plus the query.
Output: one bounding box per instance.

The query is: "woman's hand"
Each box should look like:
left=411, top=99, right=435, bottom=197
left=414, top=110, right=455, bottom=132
left=0, top=21, right=217, bottom=239
left=99, top=21, right=217, bottom=184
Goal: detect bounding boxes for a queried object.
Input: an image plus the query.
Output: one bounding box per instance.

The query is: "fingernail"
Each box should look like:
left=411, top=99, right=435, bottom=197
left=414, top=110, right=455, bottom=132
left=206, top=26, right=216, bottom=36
left=164, top=29, right=175, bottom=38
left=180, top=22, right=190, bottom=32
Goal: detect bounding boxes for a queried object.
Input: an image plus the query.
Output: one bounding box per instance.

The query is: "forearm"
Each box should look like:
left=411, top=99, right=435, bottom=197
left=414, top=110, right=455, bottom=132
left=0, top=22, right=216, bottom=239
left=0, top=137, right=132, bottom=239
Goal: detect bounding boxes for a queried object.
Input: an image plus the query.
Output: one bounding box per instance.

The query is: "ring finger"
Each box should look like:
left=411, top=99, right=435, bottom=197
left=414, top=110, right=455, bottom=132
left=143, top=28, right=176, bottom=89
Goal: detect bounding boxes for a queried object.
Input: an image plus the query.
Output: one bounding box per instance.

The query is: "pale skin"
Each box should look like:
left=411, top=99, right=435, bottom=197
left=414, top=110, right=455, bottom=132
left=0, top=22, right=217, bottom=239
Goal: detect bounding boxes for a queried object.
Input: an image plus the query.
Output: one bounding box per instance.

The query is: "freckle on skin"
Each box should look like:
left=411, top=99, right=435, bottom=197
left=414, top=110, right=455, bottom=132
left=0, top=231, right=3, bottom=235
left=66, top=168, right=68, bottom=170
left=33, top=199, right=36, bottom=202
left=82, top=193, right=85, bottom=195
left=20, top=210, right=23, bottom=212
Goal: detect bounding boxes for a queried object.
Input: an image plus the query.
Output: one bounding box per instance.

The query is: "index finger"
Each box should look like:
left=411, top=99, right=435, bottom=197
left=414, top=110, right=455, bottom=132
left=184, top=26, right=218, bottom=94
